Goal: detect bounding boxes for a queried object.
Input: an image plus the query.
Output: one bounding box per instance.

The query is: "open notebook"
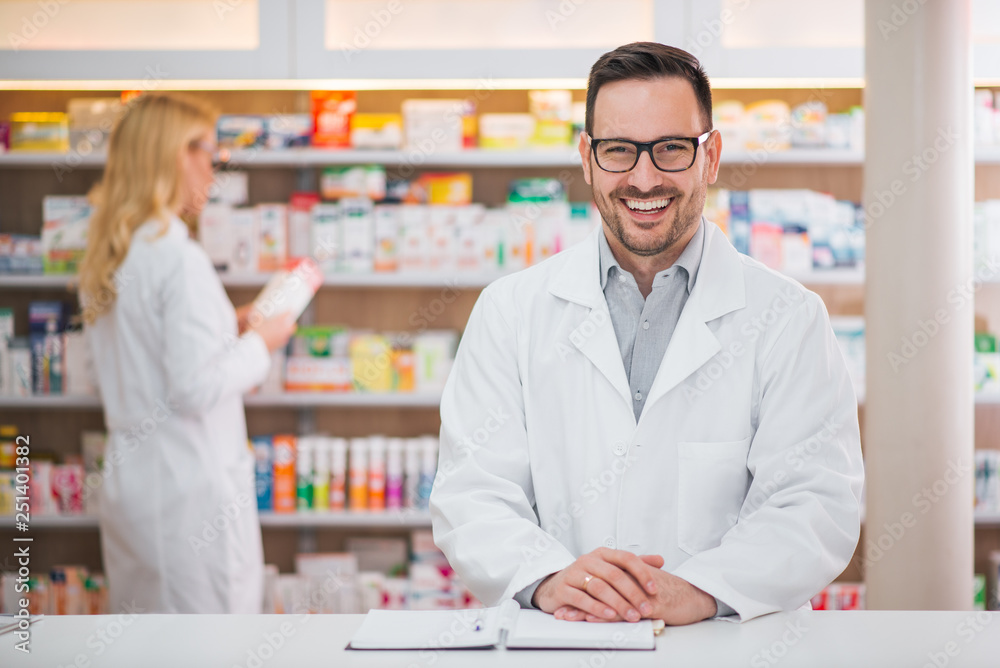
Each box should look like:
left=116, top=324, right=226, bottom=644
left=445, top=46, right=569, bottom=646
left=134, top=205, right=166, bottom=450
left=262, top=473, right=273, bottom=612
left=348, top=599, right=656, bottom=651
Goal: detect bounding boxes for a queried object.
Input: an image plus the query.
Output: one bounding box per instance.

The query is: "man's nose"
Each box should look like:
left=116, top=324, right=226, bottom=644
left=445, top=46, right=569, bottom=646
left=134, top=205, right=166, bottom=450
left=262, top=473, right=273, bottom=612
left=628, top=150, right=663, bottom=192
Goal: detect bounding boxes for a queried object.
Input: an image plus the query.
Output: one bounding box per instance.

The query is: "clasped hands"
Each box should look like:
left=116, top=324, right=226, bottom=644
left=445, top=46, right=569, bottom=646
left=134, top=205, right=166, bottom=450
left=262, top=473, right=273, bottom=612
left=531, top=547, right=717, bottom=626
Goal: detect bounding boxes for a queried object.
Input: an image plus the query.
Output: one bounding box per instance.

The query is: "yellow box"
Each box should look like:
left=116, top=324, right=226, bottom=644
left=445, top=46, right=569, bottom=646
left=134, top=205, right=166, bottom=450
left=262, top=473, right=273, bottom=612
left=10, top=112, right=69, bottom=152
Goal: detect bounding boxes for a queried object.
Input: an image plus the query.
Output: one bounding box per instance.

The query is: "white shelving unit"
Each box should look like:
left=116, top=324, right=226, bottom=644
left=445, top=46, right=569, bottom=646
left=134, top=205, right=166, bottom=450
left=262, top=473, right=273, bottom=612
left=0, top=267, right=868, bottom=292
left=1, top=510, right=433, bottom=530
left=0, top=146, right=876, bottom=169
left=0, top=392, right=443, bottom=411
left=11, top=145, right=1000, bottom=168
left=11, top=510, right=1000, bottom=530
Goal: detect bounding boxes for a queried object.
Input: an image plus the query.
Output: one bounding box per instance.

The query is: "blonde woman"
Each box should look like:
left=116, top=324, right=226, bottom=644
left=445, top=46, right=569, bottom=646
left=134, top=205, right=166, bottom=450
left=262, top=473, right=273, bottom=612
left=79, top=93, right=296, bottom=613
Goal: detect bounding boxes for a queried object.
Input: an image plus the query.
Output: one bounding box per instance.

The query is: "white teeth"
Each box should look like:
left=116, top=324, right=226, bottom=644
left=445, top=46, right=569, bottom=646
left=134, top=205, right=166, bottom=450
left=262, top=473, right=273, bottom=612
left=624, top=198, right=672, bottom=211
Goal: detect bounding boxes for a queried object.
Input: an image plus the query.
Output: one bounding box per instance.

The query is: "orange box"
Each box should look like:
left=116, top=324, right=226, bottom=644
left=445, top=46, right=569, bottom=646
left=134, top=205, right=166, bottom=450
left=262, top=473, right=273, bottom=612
left=272, top=434, right=297, bottom=513
left=311, top=91, right=356, bottom=148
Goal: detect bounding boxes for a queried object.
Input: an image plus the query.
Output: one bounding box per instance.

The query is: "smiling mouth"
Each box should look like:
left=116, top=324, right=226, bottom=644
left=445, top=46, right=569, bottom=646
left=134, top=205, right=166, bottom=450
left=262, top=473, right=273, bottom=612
left=621, top=197, right=673, bottom=216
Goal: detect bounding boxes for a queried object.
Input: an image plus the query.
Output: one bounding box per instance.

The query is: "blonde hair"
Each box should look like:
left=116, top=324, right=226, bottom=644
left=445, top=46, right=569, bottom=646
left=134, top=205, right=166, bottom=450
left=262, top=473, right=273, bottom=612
left=79, top=93, right=216, bottom=323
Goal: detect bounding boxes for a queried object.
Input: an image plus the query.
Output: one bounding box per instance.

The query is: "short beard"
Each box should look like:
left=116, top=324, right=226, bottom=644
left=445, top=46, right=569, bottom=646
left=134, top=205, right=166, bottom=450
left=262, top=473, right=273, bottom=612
left=592, top=166, right=707, bottom=258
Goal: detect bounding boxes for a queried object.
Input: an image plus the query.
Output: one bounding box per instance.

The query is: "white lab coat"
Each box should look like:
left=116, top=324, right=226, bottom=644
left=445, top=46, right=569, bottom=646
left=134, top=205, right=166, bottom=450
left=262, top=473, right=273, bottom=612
left=430, top=220, right=864, bottom=622
left=85, top=215, right=271, bottom=614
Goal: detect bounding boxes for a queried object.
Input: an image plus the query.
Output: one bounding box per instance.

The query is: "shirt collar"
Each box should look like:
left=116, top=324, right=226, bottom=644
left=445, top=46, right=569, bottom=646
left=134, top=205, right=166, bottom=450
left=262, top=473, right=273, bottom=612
left=598, top=217, right=705, bottom=293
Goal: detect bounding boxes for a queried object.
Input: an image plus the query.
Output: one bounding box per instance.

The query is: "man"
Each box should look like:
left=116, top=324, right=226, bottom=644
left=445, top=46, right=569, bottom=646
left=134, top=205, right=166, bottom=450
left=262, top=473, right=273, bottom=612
left=430, top=42, right=864, bottom=624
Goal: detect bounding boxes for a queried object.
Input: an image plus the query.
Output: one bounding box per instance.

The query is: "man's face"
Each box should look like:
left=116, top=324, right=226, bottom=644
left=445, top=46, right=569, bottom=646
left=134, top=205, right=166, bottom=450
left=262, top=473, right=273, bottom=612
left=579, top=77, right=721, bottom=258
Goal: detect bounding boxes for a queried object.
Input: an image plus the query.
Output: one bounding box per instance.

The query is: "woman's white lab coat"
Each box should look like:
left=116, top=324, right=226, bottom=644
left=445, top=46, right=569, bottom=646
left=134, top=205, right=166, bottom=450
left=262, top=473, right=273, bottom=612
left=85, top=216, right=271, bottom=613
left=430, top=221, right=864, bottom=622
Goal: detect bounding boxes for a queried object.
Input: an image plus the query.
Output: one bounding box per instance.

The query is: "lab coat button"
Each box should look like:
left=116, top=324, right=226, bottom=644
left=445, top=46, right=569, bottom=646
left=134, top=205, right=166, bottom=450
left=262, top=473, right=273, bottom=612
left=604, top=538, right=616, bottom=549
left=642, top=321, right=649, bottom=330
left=612, top=441, right=627, bottom=456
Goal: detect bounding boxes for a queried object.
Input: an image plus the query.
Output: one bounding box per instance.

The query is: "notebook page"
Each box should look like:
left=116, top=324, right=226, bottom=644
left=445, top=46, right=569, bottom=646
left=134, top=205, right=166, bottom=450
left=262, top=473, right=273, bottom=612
left=505, top=610, right=655, bottom=650
left=348, top=606, right=503, bottom=650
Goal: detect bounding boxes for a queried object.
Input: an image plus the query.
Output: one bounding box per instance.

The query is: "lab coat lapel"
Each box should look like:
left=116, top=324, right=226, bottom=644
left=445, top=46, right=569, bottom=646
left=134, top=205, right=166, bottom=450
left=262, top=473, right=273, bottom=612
left=548, top=226, right=634, bottom=411
left=641, top=222, right=747, bottom=416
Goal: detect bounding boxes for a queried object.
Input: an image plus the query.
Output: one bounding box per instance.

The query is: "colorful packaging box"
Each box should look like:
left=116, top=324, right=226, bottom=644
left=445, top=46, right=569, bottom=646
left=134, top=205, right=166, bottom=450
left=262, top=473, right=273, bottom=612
left=252, top=436, right=273, bottom=511
left=257, top=204, right=288, bottom=272
left=350, top=113, right=403, bottom=150
left=272, top=434, right=297, bottom=513
left=217, top=115, right=266, bottom=149
left=41, top=196, right=91, bottom=275
left=10, top=112, right=69, bottom=152
left=311, top=91, right=357, bottom=148
left=266, top=114, right=313, bottom=149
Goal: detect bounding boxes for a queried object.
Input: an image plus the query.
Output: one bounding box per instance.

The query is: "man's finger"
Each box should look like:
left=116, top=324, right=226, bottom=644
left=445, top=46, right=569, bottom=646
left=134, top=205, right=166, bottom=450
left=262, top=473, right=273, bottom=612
left=639, top=553, right=665, bottom=569
left=562, top=583, right=619, bottom=621
left=600, top=550, right=659, bottom=595
left=581, top=575, right=641, bottom=622
left=586, top=560, right=652, bottom=618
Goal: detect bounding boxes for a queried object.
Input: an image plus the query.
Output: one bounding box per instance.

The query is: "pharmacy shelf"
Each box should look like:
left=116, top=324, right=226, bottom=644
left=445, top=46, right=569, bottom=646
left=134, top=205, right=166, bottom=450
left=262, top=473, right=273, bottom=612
left=0, top=515, right=99, bottom=529
left=0, top=272, right=505, bottom=290
left=7, top=146, right=1000, bottom=169
left=13, top=511, right=1000, bottom=530
left=975, top=511, right=1000, bottom=528
left=976, top=146, right=1000, bottom=165
left=0, top=392, right=442, bottom=410
left=257, top=510, right=432, bottom=528
left=243, top=392, right=442, bottom=408
left=221, top=272, right=510, bottom=289
left=0, top=511, right=432, bottom=530
left=0, top=274, right=77, bottom=289
left=0, top=267, right=868, bottom=291
left=0, top=147, right=873, bottom=169
left=0, top=395, right=101, bottom=409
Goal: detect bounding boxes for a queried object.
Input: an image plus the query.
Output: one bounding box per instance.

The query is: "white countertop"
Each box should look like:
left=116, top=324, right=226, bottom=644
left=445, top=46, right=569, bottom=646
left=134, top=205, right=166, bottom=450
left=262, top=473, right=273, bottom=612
left=3, top=610, right=999, bottom=668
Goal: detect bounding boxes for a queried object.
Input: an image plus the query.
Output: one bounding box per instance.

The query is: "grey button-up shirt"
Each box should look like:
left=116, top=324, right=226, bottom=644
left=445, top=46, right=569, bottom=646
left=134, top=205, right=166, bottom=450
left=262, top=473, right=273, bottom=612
left=598, top=220, right=704, bottom=423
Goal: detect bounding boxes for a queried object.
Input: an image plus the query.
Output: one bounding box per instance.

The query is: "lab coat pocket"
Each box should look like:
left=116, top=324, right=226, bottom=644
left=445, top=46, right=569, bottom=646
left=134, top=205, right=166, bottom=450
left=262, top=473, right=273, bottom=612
left=676, top=437, right=752, bottom=555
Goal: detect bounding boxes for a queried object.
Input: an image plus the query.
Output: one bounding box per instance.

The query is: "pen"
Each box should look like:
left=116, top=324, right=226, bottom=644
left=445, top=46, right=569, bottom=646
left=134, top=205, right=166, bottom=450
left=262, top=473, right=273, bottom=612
left=473, top=616, right=484, bottom=631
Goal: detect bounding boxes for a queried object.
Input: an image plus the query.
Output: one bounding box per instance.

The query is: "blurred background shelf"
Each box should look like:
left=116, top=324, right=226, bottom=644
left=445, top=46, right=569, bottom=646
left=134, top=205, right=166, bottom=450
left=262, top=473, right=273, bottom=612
left=0, top=511, right=433, bottom=530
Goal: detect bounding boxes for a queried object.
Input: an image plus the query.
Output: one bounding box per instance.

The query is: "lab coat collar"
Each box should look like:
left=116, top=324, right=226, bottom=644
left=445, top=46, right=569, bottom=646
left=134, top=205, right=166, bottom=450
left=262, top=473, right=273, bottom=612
left=548, top=218, right=747, bottom=419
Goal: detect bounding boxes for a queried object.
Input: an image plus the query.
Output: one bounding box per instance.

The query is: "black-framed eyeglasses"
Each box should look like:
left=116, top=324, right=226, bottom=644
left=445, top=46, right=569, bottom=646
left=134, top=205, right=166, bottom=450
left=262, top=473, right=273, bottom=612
left=587, top=131, right=713, bottom=173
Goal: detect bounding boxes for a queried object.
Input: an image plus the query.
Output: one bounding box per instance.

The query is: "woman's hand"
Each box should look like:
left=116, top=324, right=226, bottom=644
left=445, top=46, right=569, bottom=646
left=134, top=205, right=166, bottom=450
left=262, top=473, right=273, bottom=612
left=249, top=312, right=297, bottom=353
left=235, top=303, right=255, bottom=335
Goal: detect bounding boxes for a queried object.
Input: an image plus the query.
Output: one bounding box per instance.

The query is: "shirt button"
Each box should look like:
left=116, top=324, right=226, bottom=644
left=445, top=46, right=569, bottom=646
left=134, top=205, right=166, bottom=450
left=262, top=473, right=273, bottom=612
left=612, top=441, right=627, bottom=456
left=634, top=391, right=642, bottom=401
left=642, top=321, right=650, bottom=330
left=604, top=537, right=616, bottom=549
left=618, top=275, right=626, bottom=283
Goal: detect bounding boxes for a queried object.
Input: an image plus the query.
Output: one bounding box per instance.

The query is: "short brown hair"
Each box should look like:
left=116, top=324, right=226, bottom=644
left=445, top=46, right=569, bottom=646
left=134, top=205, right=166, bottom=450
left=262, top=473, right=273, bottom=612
left=585, top=42, right=713, bottom=136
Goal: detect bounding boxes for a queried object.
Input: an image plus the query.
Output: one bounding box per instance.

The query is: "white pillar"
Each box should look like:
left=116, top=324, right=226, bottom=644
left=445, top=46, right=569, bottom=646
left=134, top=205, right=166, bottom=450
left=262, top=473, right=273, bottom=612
left=864, top=0, right=974, bottom=609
